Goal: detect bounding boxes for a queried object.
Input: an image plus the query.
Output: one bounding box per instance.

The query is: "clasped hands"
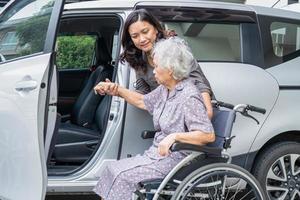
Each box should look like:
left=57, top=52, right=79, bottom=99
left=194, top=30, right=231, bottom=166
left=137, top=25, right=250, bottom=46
left=94, top=78, right=119, bottom=96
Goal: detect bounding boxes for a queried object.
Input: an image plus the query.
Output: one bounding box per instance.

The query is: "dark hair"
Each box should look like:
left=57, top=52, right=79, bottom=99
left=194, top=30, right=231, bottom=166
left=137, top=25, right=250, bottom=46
left=120, top=9, right=165, bottom=73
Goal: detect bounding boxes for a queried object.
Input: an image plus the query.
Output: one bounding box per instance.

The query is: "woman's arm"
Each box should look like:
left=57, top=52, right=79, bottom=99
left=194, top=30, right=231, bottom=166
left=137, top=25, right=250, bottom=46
left=175, top=131, right=215, bottom=145
left=158, top=94, right=215, bottom=156
left=201, top=92, right=213, bottom=119
left=158, top=131, right=215, bottom=156
left=118, top=86, right=146, bottom=110
left=94, top=82, right=146, bottom=110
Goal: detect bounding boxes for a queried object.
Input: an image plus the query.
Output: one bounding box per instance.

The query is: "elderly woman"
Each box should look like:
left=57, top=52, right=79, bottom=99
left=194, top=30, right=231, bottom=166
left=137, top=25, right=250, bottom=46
left=108, top=9, right=213, bottom=119
left=93, top=37, right=215, bottom=200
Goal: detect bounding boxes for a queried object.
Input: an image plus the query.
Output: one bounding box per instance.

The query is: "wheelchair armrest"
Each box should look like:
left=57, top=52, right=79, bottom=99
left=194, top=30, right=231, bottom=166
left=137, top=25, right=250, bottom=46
left=60, top=114, right=71, bottom=122
left=141, top=130, right=156, bottom=139
left=170, top=142, right=222, bottom=156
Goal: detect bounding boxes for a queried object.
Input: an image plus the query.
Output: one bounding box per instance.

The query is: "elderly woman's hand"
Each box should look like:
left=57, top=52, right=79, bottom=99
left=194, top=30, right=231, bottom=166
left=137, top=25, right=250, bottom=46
left=163, top=29, right=177, bottom=38
left=94, top=79, right=119, bottom=96
left=158, top=133, right=177, bottom=156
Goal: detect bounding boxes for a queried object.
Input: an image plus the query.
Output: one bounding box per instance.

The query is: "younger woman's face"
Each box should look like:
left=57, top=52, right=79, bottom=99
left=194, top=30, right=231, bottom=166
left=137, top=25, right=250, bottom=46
left=128, top=20, right=158, bottom=53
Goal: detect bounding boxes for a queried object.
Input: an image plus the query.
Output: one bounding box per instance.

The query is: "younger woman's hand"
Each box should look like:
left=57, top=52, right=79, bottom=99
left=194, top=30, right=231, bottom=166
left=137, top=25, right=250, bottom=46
left=158, top=133, right=177, bottom=156
left=164, top=29, right=177, bottom=38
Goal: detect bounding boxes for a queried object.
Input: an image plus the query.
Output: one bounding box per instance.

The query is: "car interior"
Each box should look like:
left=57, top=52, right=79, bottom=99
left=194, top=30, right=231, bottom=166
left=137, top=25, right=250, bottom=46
left=47, top=16, right=121, bottom=175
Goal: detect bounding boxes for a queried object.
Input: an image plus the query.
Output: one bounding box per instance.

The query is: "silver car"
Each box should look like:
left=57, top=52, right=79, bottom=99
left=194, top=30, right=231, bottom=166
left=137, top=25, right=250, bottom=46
left=0, top=0, right=300, bottom=199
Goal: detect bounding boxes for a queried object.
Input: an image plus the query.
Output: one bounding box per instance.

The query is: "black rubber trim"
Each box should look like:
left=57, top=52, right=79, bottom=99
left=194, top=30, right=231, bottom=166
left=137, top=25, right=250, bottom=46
left=141, top=130, right=156, bottom=139
left=171, top=142, right=222, bottom=156
left=44, top=0, right=65, bottom=53
left=43, top=52, right=57, bottom=142
left=136, top=6, right=257, bottom=23
left=279, top=86, right=300, bottom=90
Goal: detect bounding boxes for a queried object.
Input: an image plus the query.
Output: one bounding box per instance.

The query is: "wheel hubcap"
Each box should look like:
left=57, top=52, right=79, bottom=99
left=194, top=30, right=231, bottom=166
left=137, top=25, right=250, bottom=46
left=266, top=154, right=300, bottom=199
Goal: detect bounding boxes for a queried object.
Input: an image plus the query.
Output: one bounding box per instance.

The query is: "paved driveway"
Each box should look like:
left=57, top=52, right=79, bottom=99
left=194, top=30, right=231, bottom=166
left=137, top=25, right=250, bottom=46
left=46, top=194, right=98, bottom=200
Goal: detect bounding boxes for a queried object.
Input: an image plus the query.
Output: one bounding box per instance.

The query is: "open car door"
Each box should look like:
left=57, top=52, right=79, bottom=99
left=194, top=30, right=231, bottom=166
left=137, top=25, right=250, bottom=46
left=0, top=0, right=64, bottom=199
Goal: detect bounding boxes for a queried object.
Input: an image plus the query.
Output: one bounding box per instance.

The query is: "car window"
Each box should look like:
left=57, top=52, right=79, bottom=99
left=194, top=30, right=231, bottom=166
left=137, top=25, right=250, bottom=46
left=141, top=6, right=254, bottom=63
left=271, top=22, right=300, bottom=57
left=164, top=22, right=241, bottom=62
left=56, top=34, right=97, bottom=69
left=0, top=0, right=55, bottom=62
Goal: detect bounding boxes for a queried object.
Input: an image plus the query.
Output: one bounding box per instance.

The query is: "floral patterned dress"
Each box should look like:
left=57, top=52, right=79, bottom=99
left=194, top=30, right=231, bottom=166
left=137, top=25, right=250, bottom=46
left=93, top=79, right=214, bottom=200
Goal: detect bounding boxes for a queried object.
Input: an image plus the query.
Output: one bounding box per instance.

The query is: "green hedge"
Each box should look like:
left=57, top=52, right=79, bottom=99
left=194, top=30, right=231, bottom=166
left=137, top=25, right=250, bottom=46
left=56, top=35, right=96, bottom=69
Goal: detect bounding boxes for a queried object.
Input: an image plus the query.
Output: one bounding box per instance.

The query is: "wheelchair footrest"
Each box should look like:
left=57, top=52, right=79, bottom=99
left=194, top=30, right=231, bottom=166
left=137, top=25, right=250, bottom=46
left=138, top=178, right=164, bottom=192
left=135, top=178, right=179, bottom=200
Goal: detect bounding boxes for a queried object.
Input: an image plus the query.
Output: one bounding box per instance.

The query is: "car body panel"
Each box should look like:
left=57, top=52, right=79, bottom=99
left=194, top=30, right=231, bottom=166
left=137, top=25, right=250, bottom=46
left=201, top=63, right=279, bottom=155
left=0, top=0, right=65, bottom=199
left=119, top=62, right=279, bottom=161
left=250, top=90, right=300, bottom=151
left=0, top=54, right=51, bottom=200
left=267, top=56, right=300, bottom=86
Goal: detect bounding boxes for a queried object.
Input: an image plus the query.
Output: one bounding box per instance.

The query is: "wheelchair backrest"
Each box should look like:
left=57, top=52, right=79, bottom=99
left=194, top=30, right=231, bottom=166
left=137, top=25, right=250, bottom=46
left=207, top=107, right=236, bottom=149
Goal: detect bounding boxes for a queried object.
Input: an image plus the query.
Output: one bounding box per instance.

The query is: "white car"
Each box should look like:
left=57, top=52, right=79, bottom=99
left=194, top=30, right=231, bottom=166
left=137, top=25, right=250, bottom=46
left=0, top=0, right=300, bottom=199
left=282, top=2, right=300, bottom=12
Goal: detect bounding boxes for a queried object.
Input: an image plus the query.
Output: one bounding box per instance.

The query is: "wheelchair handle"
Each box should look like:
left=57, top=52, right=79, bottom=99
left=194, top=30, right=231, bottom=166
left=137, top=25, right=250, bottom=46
left=212, top=100, right=234, bottom=109
left=246, top=105, right=266, bottom=114
left=233, top=104, right=266, bottom=114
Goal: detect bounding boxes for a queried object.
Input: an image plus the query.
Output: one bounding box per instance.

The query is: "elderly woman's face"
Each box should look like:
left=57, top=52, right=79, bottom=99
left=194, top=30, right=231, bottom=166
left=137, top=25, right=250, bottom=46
left=153, top=56, right=172, bottom=85
left=128, top=20, right=158, bottom=53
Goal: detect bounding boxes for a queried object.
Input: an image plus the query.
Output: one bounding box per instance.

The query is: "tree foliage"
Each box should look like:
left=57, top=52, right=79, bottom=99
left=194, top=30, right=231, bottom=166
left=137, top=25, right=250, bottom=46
left=15, top=1, right=54, bottom=56
left=56, top=36, right=96, bottom=69
left=14, top=0, right=95, bottom=69
left=16, top=15, right=50, bottom=56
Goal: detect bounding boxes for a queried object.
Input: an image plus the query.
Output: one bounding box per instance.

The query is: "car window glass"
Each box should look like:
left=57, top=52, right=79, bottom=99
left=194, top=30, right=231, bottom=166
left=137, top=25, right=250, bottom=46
left=164, top=22, right=241, bottom=62
left=0, top=0, right=55, bottom=62
left=271, top=22, right=300, bottom=57
left=56, top=34, right=97, bottom=69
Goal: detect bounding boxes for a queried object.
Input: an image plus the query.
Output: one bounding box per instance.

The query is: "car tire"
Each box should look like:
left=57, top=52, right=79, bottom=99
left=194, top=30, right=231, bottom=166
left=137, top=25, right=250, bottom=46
left=252, top=142, right=300, bottom=200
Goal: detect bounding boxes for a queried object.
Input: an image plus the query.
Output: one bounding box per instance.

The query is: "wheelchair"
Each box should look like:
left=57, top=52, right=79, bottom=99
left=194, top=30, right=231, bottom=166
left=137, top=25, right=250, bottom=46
left=133, top=101, right=267, bottom=200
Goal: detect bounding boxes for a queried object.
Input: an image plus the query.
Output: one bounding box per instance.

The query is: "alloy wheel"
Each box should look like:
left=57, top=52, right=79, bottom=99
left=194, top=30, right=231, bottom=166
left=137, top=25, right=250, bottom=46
left=266, top=154, right=300, bottom=200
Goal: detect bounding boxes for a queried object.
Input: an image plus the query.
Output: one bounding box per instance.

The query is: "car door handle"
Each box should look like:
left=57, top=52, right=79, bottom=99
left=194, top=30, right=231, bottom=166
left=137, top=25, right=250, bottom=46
left=15, top=80, right=38, bottom=92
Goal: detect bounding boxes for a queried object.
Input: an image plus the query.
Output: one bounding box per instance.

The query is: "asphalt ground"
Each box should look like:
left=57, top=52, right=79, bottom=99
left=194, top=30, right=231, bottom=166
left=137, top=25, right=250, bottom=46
left=46, top=194, right=99, bottom=200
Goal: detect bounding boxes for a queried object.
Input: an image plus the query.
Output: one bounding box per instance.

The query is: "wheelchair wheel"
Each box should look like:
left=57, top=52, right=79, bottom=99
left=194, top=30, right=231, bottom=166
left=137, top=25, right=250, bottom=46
left=171, top=163, right=266, bottom=200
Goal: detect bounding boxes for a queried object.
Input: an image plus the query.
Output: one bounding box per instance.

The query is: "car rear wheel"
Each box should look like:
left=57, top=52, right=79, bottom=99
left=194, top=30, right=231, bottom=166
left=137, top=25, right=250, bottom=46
left=253, top=142, right=300, bottom=200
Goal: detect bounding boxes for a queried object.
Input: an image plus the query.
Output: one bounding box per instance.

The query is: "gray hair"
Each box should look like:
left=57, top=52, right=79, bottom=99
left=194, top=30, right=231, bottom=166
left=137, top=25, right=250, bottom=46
left=152, top=37, right=194, bottom=80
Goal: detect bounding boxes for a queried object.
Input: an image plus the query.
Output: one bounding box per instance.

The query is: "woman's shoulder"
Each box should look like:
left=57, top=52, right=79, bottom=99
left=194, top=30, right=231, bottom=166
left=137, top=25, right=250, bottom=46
left=149, top=84, right=165, bottom=95
left=180, top=79, right=201, bottom=97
